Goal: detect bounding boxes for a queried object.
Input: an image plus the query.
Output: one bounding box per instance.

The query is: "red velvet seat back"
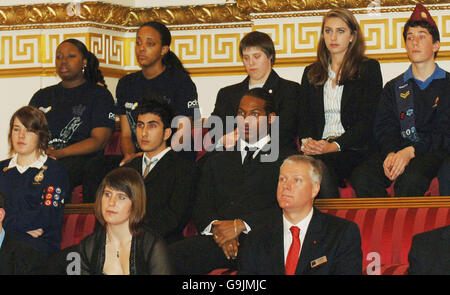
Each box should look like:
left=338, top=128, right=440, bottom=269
left=61, top=214, right=96, bottom=249
left=321, top=207, right=450, bottom=268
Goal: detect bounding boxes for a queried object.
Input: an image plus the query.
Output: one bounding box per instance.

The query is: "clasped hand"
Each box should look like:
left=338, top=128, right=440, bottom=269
left=27, top=228, right=44, bottom=238
left=301, top=138, right=339, bottom=155
left=383, top=146, right=415, bottom=181
left=212, top=220, right=244, bottom=260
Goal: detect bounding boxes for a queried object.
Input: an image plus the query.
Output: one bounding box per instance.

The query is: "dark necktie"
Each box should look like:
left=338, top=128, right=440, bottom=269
left=242, top=146, right=256, bottom=167
left=285, top=226, right=301, bottom=275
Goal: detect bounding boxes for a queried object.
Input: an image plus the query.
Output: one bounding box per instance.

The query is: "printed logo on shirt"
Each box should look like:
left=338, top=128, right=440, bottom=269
left=39, top=106, right=52, bottom=114
left=125, top=102, right=138, bottom=110
left=108, top=112, right=116, bottom=121
left=72, top=105, right=86, bottom=117
left=187, top=99, right=198, bottom=109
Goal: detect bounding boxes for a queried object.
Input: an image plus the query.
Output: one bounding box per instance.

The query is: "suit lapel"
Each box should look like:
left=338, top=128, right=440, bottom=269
left=128, top=156, right=143, bottom=175
left=312, top=85, right=325, bottom=135
left=296, top=208, right=326, bottom=274
left=143, top=150, right=173, bottom=184
left=340, top=81, right=352, bottom=116
left=269, top=213, right=286, bottom=275
left=232, top=77, right=250, bottom=114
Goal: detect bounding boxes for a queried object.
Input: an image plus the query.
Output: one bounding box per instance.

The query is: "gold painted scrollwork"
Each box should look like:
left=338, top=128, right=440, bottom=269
left=0, top=1, right=449, bottom=28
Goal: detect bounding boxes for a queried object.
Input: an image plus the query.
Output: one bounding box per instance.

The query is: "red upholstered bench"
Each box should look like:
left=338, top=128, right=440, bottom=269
left=205, top=197, right=450, bottom=275
left=62, top=205, right=95, bottom=249
left=317, top=197, right=450, bottom=275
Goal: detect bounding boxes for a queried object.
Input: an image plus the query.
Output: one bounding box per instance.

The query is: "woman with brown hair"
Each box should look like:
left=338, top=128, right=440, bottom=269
left=0, top=106, right=69, bottom=258
left=77, top=167, right=172, bottom=275
left=297, top=8, right=383, bottom=198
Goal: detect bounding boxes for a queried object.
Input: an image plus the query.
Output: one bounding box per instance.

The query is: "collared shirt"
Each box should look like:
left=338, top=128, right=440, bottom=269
left=322, top=66, right=346, bottom=140
left=249, top=83, right=264, bottom=89
left=403, top=63, right=446, bottom=90
left=0, top=228, right=5, bottom=250
left=8, top=153, right=48, bottom=174
left=141, top=147, right=171, bottom=177
left=283, top=208, right=314, bottom=265
left=239, top=134, right=271, bottom=164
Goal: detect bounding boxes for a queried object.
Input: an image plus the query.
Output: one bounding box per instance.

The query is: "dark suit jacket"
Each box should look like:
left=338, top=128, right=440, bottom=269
left=211, top=70, right=301, bottom=149
left=0, top=231, right=44, bottom=275
left=239, top=208, right=363, bottom=275
left=298, top=58, right=383, bottom=151
left=408, top=225, right=450, bottom=275
left=193, top=143, right=295, bottom=232
left=125, top=150, right=199, bottom=243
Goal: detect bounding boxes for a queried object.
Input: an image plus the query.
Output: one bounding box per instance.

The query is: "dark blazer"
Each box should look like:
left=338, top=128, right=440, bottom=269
left=408, top=225, right=450, bottom=275
left=125, top=150, right=199, bottom=243
left=239, top=208, right=363, bottom=275
left=193, top=143, right=295, bottom=232
left=0, top=231, right=44, bottom=275
left=211, top=70, right=301, bottom=149
left=298, top=58, right=383, bottom=151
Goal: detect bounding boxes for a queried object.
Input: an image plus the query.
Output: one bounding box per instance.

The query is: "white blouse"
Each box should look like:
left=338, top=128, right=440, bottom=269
left=322, top=66, right=346, bottom=140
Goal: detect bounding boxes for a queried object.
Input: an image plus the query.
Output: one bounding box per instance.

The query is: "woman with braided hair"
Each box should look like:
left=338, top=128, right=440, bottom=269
left=29, top=39, right=116, bottom=202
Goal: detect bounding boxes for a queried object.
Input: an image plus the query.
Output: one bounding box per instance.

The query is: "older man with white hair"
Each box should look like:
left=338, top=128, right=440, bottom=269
left=239, top=154, right=362, bottom=275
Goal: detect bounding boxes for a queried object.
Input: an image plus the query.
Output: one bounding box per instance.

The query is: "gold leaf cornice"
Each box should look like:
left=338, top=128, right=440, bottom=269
left=236, top=0, right=450, bottom=14
left=1, top=1, right=450, bottom=28
left=0, top=2, right=249, bottom=28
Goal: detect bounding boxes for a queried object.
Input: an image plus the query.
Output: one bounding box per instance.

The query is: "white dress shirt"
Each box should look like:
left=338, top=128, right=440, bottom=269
left=283, top=208, right=314, bottom=265
left=141, top=147, right=171, bottom=177
left=239, top=134, right=271, bottom=164
left=322, top=66, right=346, bottom=140
left=8, top=153, right=47, bottom=174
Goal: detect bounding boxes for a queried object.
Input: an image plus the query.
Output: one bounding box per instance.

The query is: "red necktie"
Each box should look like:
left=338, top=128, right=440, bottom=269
left=285, top=226, right=301, bottom=275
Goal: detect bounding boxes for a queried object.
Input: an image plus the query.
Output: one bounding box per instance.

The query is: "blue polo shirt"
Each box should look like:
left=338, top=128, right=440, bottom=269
left=403, top=63, right=446, bottom=90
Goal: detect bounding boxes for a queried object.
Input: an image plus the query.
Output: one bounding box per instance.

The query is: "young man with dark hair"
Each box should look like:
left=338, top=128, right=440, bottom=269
left=351, top=3, right=450, bottom=197
left=209, top=31, right=301, bottom=150
left=124, top=97, right=198, bottom=243
left=0, top=193, right=44, bottom=275
left=169, top=88, right=296, bottom=275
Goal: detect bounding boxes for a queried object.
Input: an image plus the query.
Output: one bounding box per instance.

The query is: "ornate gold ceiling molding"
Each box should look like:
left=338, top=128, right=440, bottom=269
left=236, top=0, right=450, bottom=14
left=1, top=1, right=450, bottom=29
left=0, top=1, right=249, bottom=29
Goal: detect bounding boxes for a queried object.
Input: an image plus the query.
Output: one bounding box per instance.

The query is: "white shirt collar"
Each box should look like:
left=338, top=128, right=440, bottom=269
left=239, top=134, right=271, bottom=151
left=282, top=207, right=314, bottom=264
left=239, top=135, right=271, bottom=162
left=8, top=153, right=48, bottom=174
left=142, top=147, right=171, bottom=173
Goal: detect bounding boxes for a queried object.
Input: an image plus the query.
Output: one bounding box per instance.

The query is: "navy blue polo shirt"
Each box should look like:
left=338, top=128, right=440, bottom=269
left=116, top=66, right=199, bottom=147
left=29, top=82, right=116, bottom=151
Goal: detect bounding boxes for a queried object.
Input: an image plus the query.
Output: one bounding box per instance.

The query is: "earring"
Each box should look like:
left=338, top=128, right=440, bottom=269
left=82, top=66, right=86, bottom=74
